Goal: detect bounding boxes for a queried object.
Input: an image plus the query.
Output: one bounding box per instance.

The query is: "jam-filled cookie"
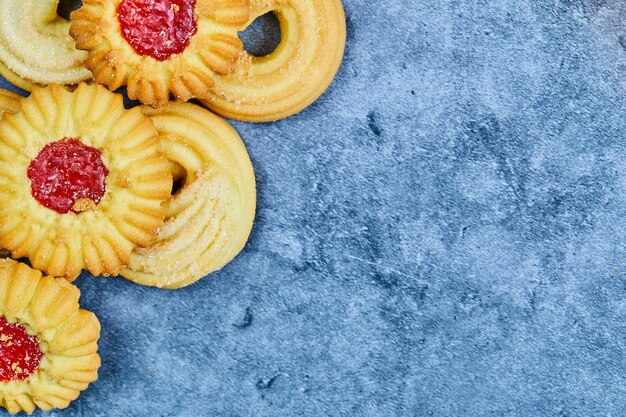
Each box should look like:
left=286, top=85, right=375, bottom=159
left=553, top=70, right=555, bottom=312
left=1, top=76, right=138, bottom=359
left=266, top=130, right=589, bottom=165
left=0, top=259, right=100, bottom=414
left=0, top=0, right=91, bottom=91
left=0, top=83, right=172, bottom=279
left=200, top=0, right=346, bottom=122
left=0, top=90, right=20, bottom=260
left=70, top=0, right=250, bottom=107
left=121, top=102, right=255, bottom=289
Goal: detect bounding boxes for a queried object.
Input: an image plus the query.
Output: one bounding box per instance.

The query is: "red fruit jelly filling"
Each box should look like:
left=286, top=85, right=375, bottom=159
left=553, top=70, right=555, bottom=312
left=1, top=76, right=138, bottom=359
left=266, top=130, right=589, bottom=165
left=0, top=317, right=43, bottom=381
left=117, top=0, right=198, bottom=61
left=28, top=138, right=109, bottom=214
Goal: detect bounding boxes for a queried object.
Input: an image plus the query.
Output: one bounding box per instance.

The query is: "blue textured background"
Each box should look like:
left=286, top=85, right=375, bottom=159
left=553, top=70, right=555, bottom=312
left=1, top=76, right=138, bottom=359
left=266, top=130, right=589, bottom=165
left=3, top=0, right=626, bottom=415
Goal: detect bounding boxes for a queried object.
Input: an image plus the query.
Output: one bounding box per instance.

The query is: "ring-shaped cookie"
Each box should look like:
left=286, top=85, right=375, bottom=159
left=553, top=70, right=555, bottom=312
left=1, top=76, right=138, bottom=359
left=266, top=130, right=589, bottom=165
left=200, top=0, right=346, bottom=122
left=0, top=0, right=91, bottom=91
left=0, top=83, right=172, bottom=279
left=0, top=259, right=100, bottom=414
left=120, top=102, right=255, bottom=289
left=70, top=0, right=250, bottom=107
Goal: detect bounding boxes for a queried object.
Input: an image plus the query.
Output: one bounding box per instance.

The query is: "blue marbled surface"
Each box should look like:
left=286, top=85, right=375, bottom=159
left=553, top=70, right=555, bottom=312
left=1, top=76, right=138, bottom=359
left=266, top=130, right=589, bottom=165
left=3, top=0, right=626, bottom=415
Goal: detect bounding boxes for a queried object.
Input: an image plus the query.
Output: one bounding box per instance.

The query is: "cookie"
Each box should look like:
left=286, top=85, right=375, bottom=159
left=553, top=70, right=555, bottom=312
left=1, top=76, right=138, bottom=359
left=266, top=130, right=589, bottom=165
left=0, top=0, right=91, bottom=90
left=121, top=102, right=255, bottom=289
left=0, top=259, right=100, bottom=414
left=0, top=89, right=21, bottom=119
left=0, top=83, right=172, bottom=279
left=70, top=0, right=250, bottom=107
left=200, top=0, right=346, bottom=122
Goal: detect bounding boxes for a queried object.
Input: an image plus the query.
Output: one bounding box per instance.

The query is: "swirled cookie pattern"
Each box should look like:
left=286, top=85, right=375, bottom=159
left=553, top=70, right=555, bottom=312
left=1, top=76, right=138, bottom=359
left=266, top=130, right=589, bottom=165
left=0, top=259, right=100, bottom=415
left=200, top=0, right=346, bottom=122
left=0, top=84, right=172, bottom=279
left=70, top=0, right=250, bottom=107
left=0, top=0, right=91, bottom=91
left=121, top=102, right=255, bottom=289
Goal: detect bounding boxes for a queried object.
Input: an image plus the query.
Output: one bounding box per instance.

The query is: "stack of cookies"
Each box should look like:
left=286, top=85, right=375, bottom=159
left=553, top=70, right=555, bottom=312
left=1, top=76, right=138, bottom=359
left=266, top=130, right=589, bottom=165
left=0, top=0, right=346, bottom=414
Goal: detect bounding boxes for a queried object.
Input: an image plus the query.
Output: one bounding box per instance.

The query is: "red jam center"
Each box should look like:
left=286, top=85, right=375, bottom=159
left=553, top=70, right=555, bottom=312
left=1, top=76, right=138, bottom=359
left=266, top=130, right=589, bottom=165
left=27, top=138, right=109, bottom=214
left=117, top=0, right=198, bottom=61
left=0, top=317, right=43, bottom=382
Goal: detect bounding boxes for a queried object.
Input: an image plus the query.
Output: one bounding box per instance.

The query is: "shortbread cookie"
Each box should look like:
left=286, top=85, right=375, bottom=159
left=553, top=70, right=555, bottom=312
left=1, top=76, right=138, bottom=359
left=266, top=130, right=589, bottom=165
left=0, top=89, right=20, bottom=261
left=0, top=84, right=172, bottom=279
left=0, top=62, right=34, bottom=93
left=70, top=0, right=249, bottom=107
left=121, top=102, right=255, bottom=289
left=0, top=0, right=91, bottom=91
left=0, top=89, right=20, bottom=119
left=0, top=259, right=100, bottom=414
left=200, top=0, right=346, bottom=122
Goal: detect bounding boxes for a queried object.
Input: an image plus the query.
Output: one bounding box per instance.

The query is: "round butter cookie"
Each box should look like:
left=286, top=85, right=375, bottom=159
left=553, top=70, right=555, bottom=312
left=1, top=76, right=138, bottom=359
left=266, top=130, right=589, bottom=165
left=0, top=83, right=172, bottom=279
left=121, top=102, right=255, bottom=289
left=200, top=0, right=346, bottom=122
left=0, top=0, right=91, bottom=91
left=0, top=259, right=100, bottom=415
left=70, top=0, right=250, bottom=107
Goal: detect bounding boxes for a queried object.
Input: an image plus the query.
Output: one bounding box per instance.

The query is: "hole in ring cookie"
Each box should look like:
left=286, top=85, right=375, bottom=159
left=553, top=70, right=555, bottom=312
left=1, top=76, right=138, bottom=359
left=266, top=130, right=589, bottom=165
left=57, top=0, right=83, bottom=20
left=239, top=12, right=282, bottom=57
left=169, top=161, right=188, bottom=196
